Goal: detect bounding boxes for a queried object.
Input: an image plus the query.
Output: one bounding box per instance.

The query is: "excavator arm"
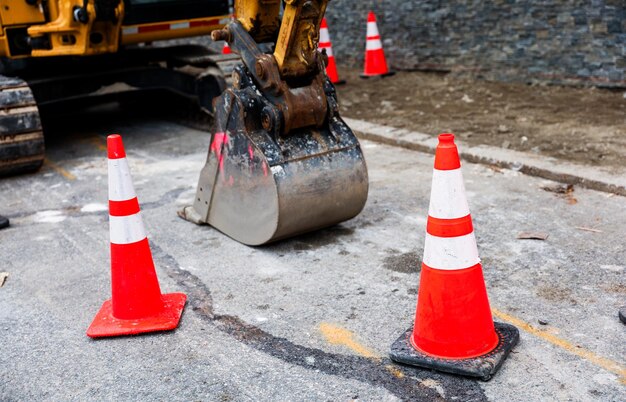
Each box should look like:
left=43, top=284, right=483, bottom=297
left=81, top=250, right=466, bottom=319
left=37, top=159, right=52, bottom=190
left=180, top=0, right=369, bottom=245
left=214, top=0, right=330, bottom=134
left=233, top=0, right=328, bottom=79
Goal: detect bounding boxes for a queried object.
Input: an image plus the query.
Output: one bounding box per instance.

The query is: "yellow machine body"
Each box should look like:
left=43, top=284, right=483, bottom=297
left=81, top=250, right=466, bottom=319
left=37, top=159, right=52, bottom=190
left=0, top=1, right=228, bottom=58
left=0, top=0, right=233, bottom=176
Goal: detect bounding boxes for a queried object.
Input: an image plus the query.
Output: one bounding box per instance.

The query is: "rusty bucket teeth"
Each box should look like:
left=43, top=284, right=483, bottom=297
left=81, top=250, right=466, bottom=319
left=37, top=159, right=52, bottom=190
left=181, top=67, right=368, bottom=246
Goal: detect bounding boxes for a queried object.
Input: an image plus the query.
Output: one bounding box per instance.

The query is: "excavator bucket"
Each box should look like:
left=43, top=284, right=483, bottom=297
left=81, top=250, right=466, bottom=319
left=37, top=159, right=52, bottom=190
left=180, top=67, right=368, bottom=245
left=179, top=18, right=368, bottom=245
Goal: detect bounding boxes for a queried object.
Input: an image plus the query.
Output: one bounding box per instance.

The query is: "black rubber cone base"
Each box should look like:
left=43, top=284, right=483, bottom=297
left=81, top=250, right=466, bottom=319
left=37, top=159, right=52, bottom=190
left=0, top=216, right=9, bottom=230
left=389, top=322, right=519, bottom=381
left=619, top=306, right=626, bottom=325
left=359, top=71, right=396, bottom=79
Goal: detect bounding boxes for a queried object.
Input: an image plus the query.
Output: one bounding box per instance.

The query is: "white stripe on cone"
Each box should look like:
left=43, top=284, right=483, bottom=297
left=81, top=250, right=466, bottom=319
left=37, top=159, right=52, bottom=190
left=108, top=158, right=137, bottom=202
left=428, top=169, right=470, bottom=219
left=367, top=21, right=379, bottom=37
left=122, top=27, right=138, bottom=35
left=108, top=155, right=147, bottom=245
left=319, top=24, right=334, bottom=57
left=366, top=39, right=383, bottom=50
left=109, top=213, right=147, bottom=245
left=320, top=27, right=330, bottom=43
left=422, top=232, right=480, bottom=270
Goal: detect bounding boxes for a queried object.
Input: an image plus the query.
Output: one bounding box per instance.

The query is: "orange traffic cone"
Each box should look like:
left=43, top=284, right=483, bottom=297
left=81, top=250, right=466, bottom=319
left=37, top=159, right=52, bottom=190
left=360, top=11, right=394, bottom=78
left=389, top=133, right=518, bottom=380
left=319, top=18, right=345, bottom=85
left=86, top=134, right=187, bottom=338
left=222, top=41, right=231, bottom=54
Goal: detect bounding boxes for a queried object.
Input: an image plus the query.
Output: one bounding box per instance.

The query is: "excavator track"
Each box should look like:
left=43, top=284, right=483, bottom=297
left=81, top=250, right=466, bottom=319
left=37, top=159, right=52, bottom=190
left=0, top=75, right=45, bottom=177
left=208, top=53, right=242, bottom=86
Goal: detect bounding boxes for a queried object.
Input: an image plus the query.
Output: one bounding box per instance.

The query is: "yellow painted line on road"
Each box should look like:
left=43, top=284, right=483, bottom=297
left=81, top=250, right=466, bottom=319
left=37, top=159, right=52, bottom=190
left=317, top=323, right=415, bottom=379
left=492, top=308, right=626, bottom=384
left=318, top=322, right=407, bottom=381
left=319, top=314, right=626, bottom=384
left=44, top=158, right=76, bottom=181
left=319, top=322, right=378, bottom=358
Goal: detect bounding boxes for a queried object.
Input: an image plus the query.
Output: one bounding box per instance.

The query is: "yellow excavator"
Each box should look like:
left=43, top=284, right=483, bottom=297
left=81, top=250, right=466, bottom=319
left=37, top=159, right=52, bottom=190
left=0, top=0, right=369, bottom=245
left=0, top=0, right=236, bottom=175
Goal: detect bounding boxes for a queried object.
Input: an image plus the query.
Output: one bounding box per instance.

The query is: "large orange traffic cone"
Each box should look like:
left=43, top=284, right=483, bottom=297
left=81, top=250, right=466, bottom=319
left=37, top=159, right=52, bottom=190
left=86, top=134, right=187, bottom=338
left=389, top=133, right=518, bottom=380
left=319, top=18, right=345, bottom=85
left=360, top=11, right=394, bottom=78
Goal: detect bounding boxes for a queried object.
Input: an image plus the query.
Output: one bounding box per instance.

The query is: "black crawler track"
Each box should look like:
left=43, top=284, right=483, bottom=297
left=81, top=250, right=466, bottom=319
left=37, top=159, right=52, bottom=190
left=0, top=75, right=45, bottom=176
left=0, top=45, right=239, bottom=177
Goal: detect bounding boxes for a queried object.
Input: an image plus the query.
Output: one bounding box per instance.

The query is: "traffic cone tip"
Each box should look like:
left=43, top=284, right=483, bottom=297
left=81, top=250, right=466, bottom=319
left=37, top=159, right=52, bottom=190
left=107, top=134, right=126, bottom=159
left=434, top=132, right=461, bottom=170
left=439, top=133, right=455, bottom=143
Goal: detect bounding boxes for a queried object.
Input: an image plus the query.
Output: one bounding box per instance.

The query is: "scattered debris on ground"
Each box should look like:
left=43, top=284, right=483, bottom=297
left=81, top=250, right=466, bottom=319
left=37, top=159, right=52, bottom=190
left=575, top=226, right=603, bottom=233
left=541, top=183, right=573, bottom=194
left=540, top=183, right=577, bottom=204
left=517, top=232, right=549, bottom=240
left=0, top=272, right=8, bottom=288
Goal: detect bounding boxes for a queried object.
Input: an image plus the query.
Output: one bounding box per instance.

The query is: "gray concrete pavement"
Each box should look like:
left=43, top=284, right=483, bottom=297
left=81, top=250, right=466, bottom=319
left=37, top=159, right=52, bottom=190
left=0, top=116, right=624, bottom=401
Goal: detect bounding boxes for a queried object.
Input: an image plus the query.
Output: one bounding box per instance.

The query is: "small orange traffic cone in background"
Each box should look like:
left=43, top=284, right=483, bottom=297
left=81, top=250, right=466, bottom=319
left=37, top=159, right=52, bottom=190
left=389, top=133, right=518, bottom=380
left=360, top=11, right=395, bottom=78
left=87, top=134, right=187, bottom=338
left=319, top=18, right=345, bottom=85
left=222, top=41, right=231, bottom=54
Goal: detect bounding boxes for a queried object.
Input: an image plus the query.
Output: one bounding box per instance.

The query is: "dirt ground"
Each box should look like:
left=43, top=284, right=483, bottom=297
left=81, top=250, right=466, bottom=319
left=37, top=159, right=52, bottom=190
left=335, top=68, right=626, bottom=170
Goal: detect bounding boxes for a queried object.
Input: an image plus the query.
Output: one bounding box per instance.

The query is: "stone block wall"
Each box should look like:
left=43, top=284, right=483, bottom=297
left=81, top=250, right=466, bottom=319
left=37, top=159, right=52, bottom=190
left=324, top=0, right=626, bottom=87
